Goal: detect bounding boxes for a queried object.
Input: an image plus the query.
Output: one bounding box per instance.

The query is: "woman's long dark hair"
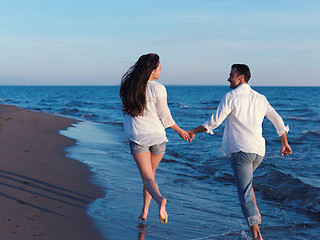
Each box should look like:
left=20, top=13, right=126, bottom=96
left=120, top=53, right=160, bottom=117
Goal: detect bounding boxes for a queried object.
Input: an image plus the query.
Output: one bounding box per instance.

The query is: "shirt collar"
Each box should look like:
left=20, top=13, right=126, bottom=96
left=235, top=83, right=251, bottom=90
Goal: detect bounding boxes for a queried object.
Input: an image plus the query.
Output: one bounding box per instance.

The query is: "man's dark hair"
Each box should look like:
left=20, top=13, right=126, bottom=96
left=231, top=64, right=251, bottom=82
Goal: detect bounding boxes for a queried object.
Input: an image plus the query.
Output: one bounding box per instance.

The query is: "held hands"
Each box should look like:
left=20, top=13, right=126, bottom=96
left=171, top=124, right=193, bottom=142
left=177, top=129, right=195, bottom=143
left=186, top=130, right=195, bottom=142
left=178, top=126, right=206, bottom=143
left=185, top=126, right=207, bottom=142
left=178, top=129, right=191, bottom=142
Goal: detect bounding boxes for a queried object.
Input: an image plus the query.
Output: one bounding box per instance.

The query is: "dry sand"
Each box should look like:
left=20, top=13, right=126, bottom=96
left=0, top=104, right=105, bottom=240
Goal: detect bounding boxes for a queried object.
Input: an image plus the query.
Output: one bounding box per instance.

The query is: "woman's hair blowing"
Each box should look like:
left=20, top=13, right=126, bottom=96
left=120, top=53, right=160, bottom=117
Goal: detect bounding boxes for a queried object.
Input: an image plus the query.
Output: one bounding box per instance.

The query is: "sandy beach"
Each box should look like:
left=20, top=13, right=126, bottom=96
left=0, top=104, right=104, bottom=240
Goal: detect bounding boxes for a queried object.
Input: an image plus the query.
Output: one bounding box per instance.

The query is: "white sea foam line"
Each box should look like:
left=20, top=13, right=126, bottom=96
left=190, top=219, right=250, bottom=240
left=189, top=229, right=250, bottom=240
left=61, top=121, right=116, bottom=144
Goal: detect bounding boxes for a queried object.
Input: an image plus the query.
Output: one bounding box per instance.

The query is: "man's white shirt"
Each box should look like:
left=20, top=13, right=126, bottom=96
left=202, top=84, right=289, bottom=156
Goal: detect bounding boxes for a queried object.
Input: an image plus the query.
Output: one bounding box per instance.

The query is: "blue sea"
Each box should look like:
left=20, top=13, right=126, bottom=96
left=0, top=85, right=319, bottom=240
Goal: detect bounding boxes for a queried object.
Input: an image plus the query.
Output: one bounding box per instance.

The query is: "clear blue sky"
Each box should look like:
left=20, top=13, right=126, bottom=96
left=0, top=0, right=319, bottom=86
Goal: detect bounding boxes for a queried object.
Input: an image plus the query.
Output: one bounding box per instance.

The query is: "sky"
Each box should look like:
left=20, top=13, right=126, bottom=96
left=0, top=0, right=319, bottom=86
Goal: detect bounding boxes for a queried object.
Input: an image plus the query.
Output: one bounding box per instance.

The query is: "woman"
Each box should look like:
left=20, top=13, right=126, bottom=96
left=120, top=53, right=189, bottom=224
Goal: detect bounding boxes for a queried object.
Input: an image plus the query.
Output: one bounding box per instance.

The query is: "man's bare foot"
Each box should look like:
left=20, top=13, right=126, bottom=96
left=159, top=198, right=168, bottom=224
left=250, top=224, right=263, bottom=240
left=138, top=210, right=148, bottom=221
left=253, top=235, right=263, bottom=240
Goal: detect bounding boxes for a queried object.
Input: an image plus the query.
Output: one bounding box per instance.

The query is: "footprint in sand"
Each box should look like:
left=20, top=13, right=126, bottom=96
left=31, top=233, right=43, bottom=238
left=26, top=214, right=41, bottom=221
left=17, top=200, right=25, bottom=205
left=1, top=218, right=11, bottom=222
left=23, top=181, right=34, bottom=185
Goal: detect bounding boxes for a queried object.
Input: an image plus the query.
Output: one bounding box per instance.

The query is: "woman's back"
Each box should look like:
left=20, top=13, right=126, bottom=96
left=124, top=81, right=174, bottom=146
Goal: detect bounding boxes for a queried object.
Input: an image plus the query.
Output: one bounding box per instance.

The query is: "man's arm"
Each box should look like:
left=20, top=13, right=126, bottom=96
left=265, top=103, right=289, bottom=138
left=280, top=132, right=292, bottom=156
left=187, top=94, right=232, bottom=143
left=265, top=102, right=292, bottom=156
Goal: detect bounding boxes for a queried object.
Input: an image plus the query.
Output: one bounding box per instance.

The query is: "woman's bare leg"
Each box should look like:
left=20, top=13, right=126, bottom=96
left=138, top=186, right=149, bottom=221
left=133, top=152, right=167, bottom=223
left=138, top=154, right=164, bottom=220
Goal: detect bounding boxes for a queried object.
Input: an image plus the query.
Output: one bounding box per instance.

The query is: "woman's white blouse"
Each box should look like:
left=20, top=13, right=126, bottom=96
left=124, top=81, right=175, bottom=146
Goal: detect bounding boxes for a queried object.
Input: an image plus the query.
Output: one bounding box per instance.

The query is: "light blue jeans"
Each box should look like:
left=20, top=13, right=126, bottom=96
left=231, top=151, right=263, bottom=226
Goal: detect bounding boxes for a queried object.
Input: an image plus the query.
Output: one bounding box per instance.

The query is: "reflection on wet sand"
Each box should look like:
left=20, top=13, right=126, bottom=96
left=138, top=223, right=147, bottom=240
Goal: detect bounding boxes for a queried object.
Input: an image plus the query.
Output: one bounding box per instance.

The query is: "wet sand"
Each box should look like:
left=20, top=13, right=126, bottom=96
left=0, top=104, right=104, bottom=240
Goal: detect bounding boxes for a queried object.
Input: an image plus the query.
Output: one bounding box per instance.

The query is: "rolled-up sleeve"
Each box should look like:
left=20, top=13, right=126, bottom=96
left=265, top=103, right=289, bottom=137
left=202, top=94, right=233, bottom=135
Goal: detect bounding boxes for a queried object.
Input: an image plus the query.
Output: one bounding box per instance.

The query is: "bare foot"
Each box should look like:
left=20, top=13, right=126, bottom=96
left=138, top=210, right=148, bottom=221
left=250, top=224, right=263, bottom=240
left=253, top=236, right=263, bottom=240
left=159, top=198, right=168, bottom=224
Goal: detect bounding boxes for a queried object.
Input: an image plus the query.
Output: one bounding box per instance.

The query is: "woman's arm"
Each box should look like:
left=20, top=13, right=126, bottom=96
left=154, top=84, right=190, bottom=141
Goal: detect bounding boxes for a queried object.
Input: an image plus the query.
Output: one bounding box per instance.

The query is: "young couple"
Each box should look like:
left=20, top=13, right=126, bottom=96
left=119, top=53, right=292, bottom=240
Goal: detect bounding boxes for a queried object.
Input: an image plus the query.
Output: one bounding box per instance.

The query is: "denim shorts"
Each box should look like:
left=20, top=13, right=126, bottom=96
left=130, top=141, right=166, bottom=155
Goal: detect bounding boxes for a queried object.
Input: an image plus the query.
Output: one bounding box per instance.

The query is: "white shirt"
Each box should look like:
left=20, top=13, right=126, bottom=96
left=124, top=81, right=175, bottom=146
left=202, top=84, right=289, bottom=156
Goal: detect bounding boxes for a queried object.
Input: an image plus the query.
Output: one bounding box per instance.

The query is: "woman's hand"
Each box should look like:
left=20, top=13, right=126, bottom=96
left=178, top=129, right=190, bottom=142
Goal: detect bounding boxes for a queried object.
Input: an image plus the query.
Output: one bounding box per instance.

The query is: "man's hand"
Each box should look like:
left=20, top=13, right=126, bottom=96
left=186, top=130, right=195, bottom=142
left=280, top=133, right=292, bottom=156
left=281, top=142, right=292, bottom=156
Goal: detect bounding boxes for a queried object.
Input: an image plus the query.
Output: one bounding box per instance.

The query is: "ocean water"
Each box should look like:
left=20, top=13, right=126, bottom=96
left=0, top=85, right=319, bottom=239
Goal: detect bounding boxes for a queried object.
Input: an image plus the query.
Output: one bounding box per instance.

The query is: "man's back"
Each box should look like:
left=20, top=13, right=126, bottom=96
left=222, top=84, right=269, bottom=156
left=202, top=83, right=288, bottom=156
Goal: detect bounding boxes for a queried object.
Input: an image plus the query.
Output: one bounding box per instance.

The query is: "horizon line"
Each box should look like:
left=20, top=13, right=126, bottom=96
left=0, top=84, right=319, bottom=87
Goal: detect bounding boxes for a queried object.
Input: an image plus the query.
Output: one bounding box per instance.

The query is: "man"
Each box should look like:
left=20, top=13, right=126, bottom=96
left=187, top=64, right=292, bottom=240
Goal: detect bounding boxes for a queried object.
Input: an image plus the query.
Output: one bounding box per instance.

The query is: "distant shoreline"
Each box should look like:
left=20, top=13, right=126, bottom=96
left=0, top=85, right=318, bottom=87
